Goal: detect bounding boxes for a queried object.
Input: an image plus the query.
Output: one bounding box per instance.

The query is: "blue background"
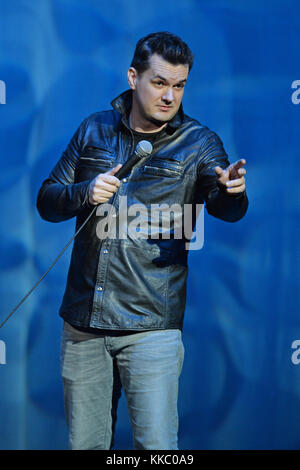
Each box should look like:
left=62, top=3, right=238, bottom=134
left=0, top=0, right=299, bottom=450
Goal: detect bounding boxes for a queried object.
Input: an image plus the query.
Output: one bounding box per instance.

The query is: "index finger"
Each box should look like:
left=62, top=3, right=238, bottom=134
left=233, top=159, right=246, bottom=170
left=228, top=159, right=246, bottom=179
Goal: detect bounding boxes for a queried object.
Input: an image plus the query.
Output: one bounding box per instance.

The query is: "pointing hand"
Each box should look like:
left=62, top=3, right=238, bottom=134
left=214, top=159, right=246, bottom=194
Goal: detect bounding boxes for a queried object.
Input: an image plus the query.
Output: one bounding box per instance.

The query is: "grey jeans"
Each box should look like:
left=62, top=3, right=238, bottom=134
left=60, top=321, right=185, bottom=450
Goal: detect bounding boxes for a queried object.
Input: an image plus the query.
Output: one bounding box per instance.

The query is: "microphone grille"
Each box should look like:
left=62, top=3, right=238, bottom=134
left=136, top=140, right=153, bottom=157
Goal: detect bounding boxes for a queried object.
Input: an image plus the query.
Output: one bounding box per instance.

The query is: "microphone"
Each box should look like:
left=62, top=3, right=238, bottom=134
left=114, top=140, right=153, bottom=180
left=0, top=141, right=153, bottom=329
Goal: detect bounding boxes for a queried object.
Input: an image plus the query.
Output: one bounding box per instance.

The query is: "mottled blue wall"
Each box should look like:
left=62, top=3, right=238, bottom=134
left=0, top=0, right=299, bottom=450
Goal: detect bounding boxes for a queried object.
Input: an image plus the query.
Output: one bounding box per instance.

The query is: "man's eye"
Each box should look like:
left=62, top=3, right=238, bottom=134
left=154, top=81, right=164, bottom=86
left=175, top=84, right=185, bottom=89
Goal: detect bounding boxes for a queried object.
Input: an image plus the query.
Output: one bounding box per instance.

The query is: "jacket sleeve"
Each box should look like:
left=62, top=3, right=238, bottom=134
left=196, top=132, right=249, bottom=222
left=36, top=117, right=92, bottom=222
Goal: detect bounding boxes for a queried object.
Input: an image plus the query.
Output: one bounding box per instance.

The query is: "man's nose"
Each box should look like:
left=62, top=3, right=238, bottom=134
left=162, top=87, right=174, bottom=102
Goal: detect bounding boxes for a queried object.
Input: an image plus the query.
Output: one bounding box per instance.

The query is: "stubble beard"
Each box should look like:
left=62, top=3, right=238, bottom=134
left=140, top=104, right=177, bottom=130
left=132, top=92, right=177, bottom=130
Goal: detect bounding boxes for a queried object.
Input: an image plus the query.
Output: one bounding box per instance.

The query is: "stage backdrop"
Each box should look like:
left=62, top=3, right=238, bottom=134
left=0, top=0, right=299, bottom=450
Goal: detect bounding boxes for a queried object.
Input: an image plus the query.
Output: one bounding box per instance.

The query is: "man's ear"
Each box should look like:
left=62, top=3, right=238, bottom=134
left=128, top=67, right=137, bottom=90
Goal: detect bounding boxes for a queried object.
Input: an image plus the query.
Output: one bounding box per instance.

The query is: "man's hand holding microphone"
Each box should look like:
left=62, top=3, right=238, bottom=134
left=87, top=140, right=153, bottom=206
left=88, top=164, right=122, bottom=205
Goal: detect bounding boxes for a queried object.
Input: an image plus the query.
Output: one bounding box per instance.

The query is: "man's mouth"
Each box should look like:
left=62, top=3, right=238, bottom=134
left=158, top=105, right=172, bottom=111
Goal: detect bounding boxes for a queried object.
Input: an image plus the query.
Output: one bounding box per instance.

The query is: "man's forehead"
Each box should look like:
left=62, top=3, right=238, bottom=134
left=148, top=54, right=189, bottom=81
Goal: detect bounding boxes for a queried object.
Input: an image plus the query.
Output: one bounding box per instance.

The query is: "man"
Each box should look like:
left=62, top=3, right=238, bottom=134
left=37, top=32, right=248, bottom=450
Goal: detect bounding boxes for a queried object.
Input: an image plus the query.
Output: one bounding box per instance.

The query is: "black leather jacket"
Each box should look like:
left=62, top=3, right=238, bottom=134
left=36, top=89, right=248, bottom=331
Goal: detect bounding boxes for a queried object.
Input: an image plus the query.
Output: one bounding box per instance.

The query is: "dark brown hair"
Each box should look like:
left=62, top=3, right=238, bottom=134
left=130, top=31, right=194, bottom=74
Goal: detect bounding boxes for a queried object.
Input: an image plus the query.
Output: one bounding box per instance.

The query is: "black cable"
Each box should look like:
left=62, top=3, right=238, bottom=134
left=0, top=204, right=98, bottom=329
left=0, top=140, right=153, bottom=329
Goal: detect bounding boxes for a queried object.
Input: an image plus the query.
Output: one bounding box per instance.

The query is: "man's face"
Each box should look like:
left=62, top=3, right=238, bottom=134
left=128, top=53, right=189, bottom=128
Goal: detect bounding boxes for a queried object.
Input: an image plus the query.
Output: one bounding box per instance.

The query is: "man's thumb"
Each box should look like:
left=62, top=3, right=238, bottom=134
left=214, top=166, right=224, bottom=176
left=107, top=163, right=122, bottom=175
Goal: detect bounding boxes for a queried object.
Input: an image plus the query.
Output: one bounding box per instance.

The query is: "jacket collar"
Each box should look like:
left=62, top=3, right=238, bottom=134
left=110, top=89, right=185, bottom=131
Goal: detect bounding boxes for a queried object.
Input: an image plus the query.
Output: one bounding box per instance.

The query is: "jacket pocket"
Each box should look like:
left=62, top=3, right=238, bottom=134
left=142, top=157, right=183, bottom=178
left=75, top=150, right=115, bottom=182
left=79, top=157, right=114, bottom=168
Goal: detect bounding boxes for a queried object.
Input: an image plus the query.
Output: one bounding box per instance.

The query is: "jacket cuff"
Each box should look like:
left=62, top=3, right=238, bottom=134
left=206, top=185, right=249, bottom=222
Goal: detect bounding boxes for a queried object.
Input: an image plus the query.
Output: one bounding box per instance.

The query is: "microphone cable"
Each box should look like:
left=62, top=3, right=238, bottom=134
left=0, top=140, right=152, bottom=329
left=0, top=204, right=98, bottom=329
